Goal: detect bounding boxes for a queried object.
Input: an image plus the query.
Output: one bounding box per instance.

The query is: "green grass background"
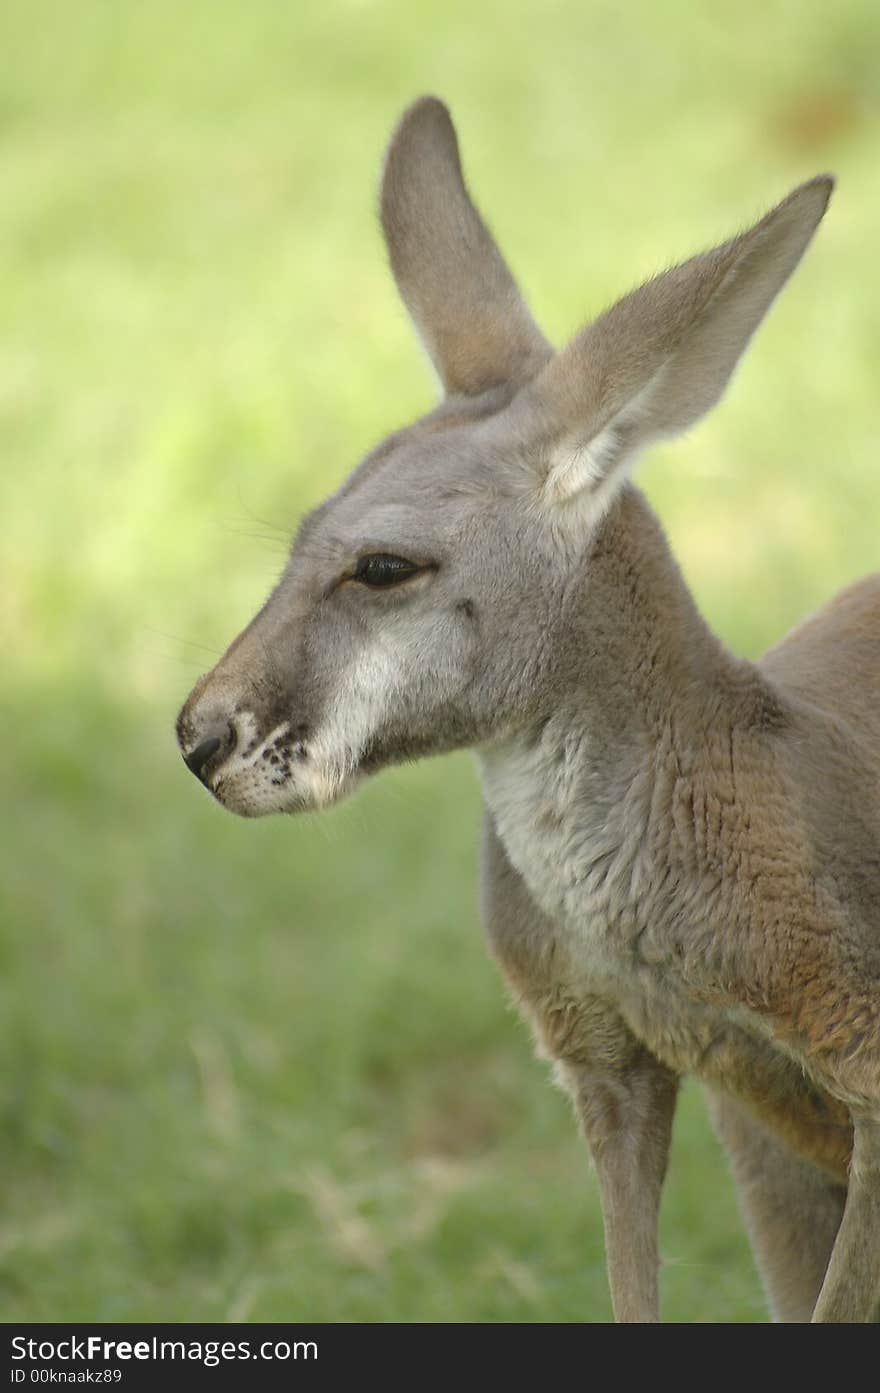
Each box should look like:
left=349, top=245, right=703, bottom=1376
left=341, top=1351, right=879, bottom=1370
left=1, top=0, right=878, bottom=1322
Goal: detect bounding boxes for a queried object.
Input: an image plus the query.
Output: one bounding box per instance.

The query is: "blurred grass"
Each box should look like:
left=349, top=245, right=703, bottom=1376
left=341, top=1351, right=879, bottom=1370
left=1, top=0, right=877, bottom=1322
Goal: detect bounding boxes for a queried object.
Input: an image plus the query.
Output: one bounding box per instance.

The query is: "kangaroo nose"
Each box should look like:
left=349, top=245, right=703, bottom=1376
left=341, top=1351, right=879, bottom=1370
left=183, top=726, right=233, bottom=785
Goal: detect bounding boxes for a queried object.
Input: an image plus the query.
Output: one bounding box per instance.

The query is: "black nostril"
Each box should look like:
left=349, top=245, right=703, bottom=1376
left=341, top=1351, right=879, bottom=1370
left=184, top=735, right=222, bottom=784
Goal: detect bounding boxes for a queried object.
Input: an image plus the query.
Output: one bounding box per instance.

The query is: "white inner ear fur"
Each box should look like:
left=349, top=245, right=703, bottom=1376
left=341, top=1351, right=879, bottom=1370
left=540, top=370, right=665, bottom=524
left=542, top=421, right=622, bottom=504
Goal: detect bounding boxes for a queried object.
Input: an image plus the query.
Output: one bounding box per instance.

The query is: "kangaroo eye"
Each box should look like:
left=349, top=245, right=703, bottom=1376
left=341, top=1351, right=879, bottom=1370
left=354, top=554, right=421, bottom=588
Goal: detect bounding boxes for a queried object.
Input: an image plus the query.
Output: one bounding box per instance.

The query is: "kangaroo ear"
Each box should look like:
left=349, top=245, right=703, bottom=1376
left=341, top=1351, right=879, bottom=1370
left=512, top=176, right=833, bottom=514
left=380, top=97, right=552, bottom=398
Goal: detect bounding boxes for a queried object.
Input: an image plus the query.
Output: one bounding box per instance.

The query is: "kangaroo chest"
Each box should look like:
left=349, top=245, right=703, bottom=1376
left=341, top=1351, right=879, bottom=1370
left=477, top=737, right=852, bottom=1181
left=478, top=732, right=678, bottom=995
left=479, top=729, right=773, bottom=1084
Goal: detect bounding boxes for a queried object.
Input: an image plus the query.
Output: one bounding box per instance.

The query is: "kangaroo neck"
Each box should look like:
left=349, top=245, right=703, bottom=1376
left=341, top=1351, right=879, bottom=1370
left=476, top=486, right=754, bottom=926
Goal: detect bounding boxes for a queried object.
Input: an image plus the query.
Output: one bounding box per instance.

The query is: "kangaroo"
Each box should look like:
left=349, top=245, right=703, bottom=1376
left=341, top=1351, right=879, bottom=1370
left=176, top=97, right=880, bottom=1322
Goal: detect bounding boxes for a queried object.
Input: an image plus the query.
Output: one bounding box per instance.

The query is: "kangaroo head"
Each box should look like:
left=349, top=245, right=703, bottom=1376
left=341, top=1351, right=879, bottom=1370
left=176, top=96, right=832, bottom=817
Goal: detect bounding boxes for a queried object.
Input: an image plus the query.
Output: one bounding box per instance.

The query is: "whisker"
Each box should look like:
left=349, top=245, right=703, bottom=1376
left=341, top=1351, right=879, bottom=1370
left=141, top=626, right=224, bottom=659
left=234, top=485, right=298, bottom=538
left=221, top=526, right=291, bottom=550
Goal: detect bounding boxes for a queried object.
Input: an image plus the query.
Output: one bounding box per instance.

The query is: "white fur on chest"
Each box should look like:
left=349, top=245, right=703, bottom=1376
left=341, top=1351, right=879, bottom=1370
left=477, top=727, right=655, bottom=980
left=477, top=731, right=783, bottom=1082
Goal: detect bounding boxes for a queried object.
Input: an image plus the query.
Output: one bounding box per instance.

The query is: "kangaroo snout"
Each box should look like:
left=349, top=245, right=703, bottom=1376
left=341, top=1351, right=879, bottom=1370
left=176, top=683, right=242, bottom=790
left=177, top=674, right=298, bottom=813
